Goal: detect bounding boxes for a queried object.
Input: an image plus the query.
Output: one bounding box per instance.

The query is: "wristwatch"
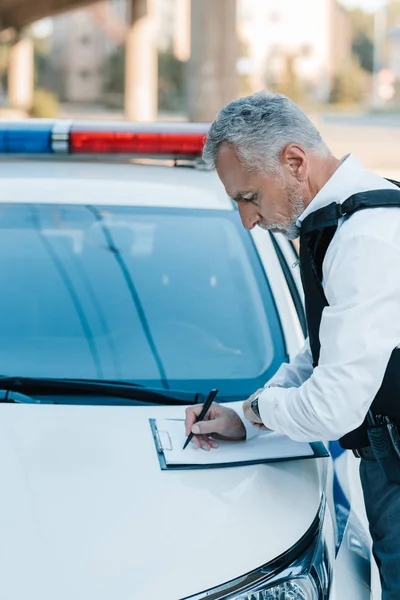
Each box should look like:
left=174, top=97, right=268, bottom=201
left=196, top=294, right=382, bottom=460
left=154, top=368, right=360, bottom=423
left=250, top=396, right=261, bottom=419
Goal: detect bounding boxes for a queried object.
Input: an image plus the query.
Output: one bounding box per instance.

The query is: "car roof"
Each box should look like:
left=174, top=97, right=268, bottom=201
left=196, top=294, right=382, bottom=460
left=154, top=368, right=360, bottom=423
left=0, top=159, right=233, bottom=211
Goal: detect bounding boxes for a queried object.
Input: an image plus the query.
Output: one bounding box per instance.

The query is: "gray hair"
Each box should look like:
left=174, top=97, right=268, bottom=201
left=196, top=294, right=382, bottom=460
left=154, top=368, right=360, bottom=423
left=202, top=91, right=330, bottom=173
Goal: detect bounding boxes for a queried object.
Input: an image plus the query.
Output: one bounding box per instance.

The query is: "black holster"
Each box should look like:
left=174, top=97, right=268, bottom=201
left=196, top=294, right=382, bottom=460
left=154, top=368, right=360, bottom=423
left=367, top=412, right=400, bottom=484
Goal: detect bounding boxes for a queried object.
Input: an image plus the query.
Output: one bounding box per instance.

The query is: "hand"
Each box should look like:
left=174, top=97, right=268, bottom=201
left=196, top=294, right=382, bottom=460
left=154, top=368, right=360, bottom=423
left=185, top=403, right=246, bottom=451
left=243, top=388, right=270, bottom=430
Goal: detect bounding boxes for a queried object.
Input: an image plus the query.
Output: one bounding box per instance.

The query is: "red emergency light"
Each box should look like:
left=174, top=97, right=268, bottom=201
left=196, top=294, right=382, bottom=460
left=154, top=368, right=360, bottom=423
left=69, top=123, right=209, bottom=158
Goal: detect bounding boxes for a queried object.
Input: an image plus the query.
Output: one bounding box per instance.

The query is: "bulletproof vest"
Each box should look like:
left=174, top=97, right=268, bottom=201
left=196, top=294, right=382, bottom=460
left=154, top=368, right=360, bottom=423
left=299, top=185, right=400, bottom=449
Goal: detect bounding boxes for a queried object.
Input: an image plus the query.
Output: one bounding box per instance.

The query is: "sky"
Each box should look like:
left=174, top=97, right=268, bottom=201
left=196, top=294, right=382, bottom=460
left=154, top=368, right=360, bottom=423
left=339, top=0, right=386, bottom=11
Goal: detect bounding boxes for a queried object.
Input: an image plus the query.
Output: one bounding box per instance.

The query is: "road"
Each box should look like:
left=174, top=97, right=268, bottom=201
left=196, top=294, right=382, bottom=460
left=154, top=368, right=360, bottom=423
left=313, top=113, right=400, bottom=180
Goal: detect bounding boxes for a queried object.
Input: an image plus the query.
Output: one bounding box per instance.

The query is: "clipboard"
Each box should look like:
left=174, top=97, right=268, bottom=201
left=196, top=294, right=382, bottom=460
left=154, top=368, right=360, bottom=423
left=150, top=418, right=329, bottom=471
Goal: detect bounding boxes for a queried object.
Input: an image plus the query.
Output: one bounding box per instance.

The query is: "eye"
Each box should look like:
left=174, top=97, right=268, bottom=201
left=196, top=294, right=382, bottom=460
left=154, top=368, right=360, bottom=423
left=246, top=193, right=258, bottom=204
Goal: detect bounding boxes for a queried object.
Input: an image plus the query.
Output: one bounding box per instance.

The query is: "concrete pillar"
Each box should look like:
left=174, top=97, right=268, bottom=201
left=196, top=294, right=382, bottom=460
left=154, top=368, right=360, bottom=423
left=188, top=0, right=237, bottom=122
left=124, top=0, right=158, bottom=121
left=8, top=33, right=34, bottom=112
left=173, top=0, right=190, bottom=62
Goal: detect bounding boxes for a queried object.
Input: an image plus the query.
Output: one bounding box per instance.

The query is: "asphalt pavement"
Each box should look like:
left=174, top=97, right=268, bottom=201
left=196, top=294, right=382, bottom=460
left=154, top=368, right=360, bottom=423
left=312, top=113, right=400, bottom=180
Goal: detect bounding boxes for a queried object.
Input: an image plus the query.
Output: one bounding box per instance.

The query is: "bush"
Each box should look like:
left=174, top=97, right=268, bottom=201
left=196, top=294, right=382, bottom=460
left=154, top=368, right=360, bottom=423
left=158, top=48, right=186, bottom=113
left=271, top=54, right=306, bottom=104
left=330, top=59, right=365, bottom=104
left=30, top=88, right=59, bottom=118
left=104, top=45, right=125, bottom=97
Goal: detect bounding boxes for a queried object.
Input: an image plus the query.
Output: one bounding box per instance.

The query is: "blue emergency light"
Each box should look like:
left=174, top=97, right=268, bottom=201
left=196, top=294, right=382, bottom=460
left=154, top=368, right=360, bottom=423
left=0, top=120, right=54, bottom=153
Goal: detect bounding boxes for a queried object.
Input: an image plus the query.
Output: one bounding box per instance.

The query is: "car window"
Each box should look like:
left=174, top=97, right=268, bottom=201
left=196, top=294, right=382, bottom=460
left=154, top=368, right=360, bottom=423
left=269, top=232, right=307, bottom=337
left=0, top=204, right=286, bottom=400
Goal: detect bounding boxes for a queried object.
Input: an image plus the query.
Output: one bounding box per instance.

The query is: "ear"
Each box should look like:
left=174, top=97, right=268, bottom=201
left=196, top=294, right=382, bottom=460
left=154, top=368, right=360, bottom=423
left=281, top=144, right=308, bottom=181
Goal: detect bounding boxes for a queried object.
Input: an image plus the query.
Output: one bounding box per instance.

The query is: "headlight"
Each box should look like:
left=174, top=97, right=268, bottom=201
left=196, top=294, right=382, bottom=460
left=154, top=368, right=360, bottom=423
left=182, top=498, right=334, bottom=600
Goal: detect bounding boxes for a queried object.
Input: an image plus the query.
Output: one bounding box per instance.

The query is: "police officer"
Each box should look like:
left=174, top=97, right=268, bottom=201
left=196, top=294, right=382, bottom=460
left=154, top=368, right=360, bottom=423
left=184, top=92, right=400, bottom=600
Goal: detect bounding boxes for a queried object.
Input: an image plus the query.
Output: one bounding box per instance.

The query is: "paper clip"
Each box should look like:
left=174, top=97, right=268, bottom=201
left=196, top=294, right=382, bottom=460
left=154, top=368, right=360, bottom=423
left=155, top=428, right=173, bottom=453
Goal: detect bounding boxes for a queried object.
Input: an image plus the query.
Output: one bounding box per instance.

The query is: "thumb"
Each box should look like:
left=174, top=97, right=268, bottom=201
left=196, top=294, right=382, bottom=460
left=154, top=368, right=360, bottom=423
left=191, top=418, right=221, bottom=436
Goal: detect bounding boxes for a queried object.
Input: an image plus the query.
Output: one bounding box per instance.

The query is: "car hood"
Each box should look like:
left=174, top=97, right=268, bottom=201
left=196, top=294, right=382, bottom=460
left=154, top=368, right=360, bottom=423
left=0, top=403, right=326, bottom=600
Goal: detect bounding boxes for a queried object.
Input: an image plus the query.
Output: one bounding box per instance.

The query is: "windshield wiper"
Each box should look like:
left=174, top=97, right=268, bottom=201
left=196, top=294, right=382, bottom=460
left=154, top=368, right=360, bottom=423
left=0, top=376, right=204, bottom=406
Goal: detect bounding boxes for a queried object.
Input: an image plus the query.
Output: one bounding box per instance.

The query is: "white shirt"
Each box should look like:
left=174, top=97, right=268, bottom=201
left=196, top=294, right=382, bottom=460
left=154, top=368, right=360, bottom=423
left=239, top=154, right=400, bottom=442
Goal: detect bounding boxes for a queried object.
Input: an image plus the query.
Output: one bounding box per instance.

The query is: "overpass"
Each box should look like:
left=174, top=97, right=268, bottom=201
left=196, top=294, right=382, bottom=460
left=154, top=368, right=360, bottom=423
left=0, top=0, right=237, bottom=122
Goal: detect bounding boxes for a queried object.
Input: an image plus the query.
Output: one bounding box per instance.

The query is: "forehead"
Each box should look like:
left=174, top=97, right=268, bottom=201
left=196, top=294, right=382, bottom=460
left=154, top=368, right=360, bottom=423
left=216, top=142, right=252, bottom=197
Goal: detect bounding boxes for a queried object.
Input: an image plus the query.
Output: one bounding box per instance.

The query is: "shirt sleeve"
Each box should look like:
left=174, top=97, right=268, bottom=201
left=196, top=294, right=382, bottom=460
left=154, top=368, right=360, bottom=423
left=233, top=402, right=261, bottom=440
left=231, top=338, right=313, bottom=440
left=257, top=233, right=400, bottom=442
left=264, top=338, right=313, bottom=388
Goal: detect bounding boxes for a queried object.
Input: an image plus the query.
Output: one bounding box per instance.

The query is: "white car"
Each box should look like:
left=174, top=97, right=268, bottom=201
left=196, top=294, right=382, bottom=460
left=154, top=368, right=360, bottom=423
left=0, top=121, right=378, bottom=600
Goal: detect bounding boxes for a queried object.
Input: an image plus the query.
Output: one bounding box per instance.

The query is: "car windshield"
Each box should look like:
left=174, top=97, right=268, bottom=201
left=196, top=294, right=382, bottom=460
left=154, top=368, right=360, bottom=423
left=0, top=203, right=285, bottom=400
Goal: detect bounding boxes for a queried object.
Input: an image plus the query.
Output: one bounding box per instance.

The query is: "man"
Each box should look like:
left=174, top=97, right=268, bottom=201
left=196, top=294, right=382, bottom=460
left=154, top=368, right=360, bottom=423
left=185, top=91, right=400, bottom=599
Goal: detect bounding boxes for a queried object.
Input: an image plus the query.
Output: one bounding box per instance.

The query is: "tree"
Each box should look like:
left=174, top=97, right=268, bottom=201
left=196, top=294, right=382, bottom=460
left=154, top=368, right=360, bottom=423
left=272, top=53, right=305, bottom=104
left=0, top=43, right=9, bottom=100
left=104, top=44, right=187, bottom=112
left=104, top=45, right=125, bottom=97
left=157, top=47, right=186, bottom=113
left=331, top=57, right=366, bottom=104
left=348, top=9, right=374, bottom=73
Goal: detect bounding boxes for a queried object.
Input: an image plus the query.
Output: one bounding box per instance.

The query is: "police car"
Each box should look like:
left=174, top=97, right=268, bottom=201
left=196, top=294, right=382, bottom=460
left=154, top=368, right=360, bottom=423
left=0, top=121, right=378, bottom=599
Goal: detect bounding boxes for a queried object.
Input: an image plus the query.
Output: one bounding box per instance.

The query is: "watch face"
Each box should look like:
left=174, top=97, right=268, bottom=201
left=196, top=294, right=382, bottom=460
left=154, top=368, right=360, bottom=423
left=251, top=397, right=260, bottom=419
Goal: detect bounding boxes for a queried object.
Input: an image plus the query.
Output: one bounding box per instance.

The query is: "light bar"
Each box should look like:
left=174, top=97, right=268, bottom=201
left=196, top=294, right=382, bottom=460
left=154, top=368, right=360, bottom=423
left=0, top=120, right=209, bottom=160
left=0, top=120, right=53, bottom=153
left=69, top=121, right=208, bottom=157
left=70, top=131, right=206, bottom=155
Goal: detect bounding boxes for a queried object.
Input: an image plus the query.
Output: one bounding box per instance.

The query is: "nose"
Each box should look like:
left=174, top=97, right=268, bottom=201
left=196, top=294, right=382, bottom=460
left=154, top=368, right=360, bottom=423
left=238, top=204, right=260, bottom=230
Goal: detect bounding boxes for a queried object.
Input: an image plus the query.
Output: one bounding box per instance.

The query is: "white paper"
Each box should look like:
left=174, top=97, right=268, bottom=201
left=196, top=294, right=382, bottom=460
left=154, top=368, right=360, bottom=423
left=154, top=419, right=314, bottom=466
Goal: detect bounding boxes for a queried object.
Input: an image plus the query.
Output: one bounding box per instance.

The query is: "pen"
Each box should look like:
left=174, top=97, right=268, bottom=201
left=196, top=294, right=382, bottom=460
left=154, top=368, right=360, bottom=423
left=182, top=388, right=219, bottom=450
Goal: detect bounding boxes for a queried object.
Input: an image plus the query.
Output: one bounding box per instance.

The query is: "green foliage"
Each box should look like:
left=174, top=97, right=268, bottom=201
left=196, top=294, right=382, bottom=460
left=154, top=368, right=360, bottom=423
left=352, top=32, right=374, bottom=72
left=104, top=45, right=125, bottom=96
left=347, top=9, right=374, bottom=73
left=0, top=43, right=10, bottom=95
left=158, top=48, right=186, bottom=112
left=30, top=88, right=59, bottom=118
left=237, top=37, right=252, bottom=96
left=330, top=58, right=365, bottom=104
left=273, top=54, right=305, bottom=104
left=103, top=45, right=186, bottom=112
left=34, top=45, right=48, bottom=88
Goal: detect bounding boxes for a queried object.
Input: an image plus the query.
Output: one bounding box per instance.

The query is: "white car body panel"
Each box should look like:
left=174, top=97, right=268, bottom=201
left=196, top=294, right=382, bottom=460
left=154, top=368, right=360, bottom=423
left=0, top=403, right=324, bottom=600
left=0, top=161, right=231, bottom=210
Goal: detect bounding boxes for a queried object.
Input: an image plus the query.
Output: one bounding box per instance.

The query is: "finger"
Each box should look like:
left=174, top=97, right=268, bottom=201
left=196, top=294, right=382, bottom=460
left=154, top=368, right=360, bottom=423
left=191, top=417, right=223, bottom=436
left=194, top=434, right=212, bottom=451
left=190, top=433, right=202, bottom=449
left=185, top=406, right=203, bottom=436
left=191, top=434, right=211, bottom=450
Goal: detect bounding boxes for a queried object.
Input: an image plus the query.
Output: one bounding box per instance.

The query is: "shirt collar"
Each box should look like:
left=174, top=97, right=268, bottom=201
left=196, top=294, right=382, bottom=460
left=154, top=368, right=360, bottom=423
left=297, top=154, right=366, bottom=226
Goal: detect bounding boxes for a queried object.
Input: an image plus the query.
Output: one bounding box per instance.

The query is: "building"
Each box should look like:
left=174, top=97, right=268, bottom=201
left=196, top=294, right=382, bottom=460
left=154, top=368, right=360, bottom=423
left=48, top=0, right=128, bottom=104
left=46, top=0, right=351, bottom=109
left=237, top=0, right=352, bottom=102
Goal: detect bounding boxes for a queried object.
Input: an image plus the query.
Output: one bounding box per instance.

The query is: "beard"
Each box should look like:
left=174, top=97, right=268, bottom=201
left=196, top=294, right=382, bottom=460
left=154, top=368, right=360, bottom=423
left=259, top=182, right=306, bottom=241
